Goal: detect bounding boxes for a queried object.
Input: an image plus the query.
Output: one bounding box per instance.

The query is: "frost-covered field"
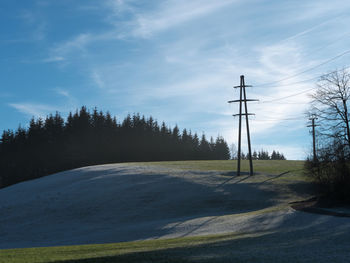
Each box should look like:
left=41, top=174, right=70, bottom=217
left=0, top=162, right=349, bottom=261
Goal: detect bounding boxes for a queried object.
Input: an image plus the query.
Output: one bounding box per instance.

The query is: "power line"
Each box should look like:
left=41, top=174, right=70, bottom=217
left=252, top=66, right=350, bottom=104
left=251, top=117, right=304, bottom=122
left=254, top=64, right=350, bottom=89
left=259, top=88, right=315, bottom=103
left=262, top=102, right=310, bottom=105
left=254, top=75, right=320, bottom=89
left=276, top=14, right=349, bottom=47
left=253, top=99, right=310, bottom=105
left=306, top=30, right=350, bottom=57
left=254, top=49, right=350, bottom=87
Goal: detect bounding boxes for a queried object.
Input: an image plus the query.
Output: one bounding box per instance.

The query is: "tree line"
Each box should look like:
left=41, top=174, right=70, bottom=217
left=230, top=146, right=286, bottom=160
left=0, top=107, right=230, bottom=188
left=247, top=150, right=285, bottom=160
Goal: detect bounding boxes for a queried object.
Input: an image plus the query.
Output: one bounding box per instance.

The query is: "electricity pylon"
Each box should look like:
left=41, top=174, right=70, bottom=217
left=307, top=115, right=318, bottom=162
left=228, top=75, right=258, bottom=176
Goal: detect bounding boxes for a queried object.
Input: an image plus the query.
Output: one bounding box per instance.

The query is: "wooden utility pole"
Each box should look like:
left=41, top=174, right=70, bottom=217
left=228, top=75, right=258, bottom=176
left=307, top=115, right=318, bottom=162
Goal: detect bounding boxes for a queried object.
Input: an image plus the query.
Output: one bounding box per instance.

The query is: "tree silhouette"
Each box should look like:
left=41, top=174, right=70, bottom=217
left=0, top=107, right=231, bottom=188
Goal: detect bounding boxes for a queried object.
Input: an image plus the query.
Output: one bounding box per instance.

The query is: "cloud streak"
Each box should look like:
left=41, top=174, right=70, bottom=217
left=9, top=103, right=57, bottom=118
left=48, top=33, right=92, bottom=62
left=130, top=0, right=237, bottom=37
left=91, top=71, right=105, bottom=89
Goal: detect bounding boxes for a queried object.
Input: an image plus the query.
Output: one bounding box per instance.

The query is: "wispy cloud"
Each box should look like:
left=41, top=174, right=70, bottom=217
left=0, top=92, right=13, bottom=98
left=42, top=56, right=65, bottom=63
left=91, top=71, right=105, bottom=89
left=8, top=103, right=57, bottom=118
left=53, top=88, right=79, bottom=110
left=44, top=0, right=239, bottom=63
left=130, top=0, right=237, bottom=38
left=55, top=88, right=70, bottom=98
left=44, top=31, right=125, bottom=64
left=46, top=33, right=93, bottom=63
left=106, top=0, right=136, bottom=16
left=16, top=9, right=47, bottom=42
left=291, top=1, right=350, bottom=22
left=18, top=9, right=36, bottom=24
left=244, top=42, right=313, bottom=130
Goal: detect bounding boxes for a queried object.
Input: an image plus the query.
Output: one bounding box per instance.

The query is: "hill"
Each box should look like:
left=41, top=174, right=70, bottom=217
left=1, top=160, right=350, bottom=262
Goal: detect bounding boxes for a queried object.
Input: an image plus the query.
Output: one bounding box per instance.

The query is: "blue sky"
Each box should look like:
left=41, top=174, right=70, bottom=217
left=1, top=0, right=350, bottom=160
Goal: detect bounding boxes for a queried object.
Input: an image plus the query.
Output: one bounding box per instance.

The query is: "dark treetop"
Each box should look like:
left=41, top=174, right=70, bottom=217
left=0, top=107, right=230, bottom=188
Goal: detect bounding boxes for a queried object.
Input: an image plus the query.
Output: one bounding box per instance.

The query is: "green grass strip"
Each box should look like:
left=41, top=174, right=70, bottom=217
left=0, top=232, right=267, bottom=263
left=136, top=160, right=305, bottom=175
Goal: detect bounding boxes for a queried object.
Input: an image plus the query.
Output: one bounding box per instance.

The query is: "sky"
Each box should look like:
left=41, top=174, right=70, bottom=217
left=1, top=0, right=350, bottom=160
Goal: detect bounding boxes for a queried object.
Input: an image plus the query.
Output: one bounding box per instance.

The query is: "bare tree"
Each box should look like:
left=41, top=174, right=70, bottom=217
left=310, top=68, right=350, bottom=149
left=306, top=69, right=350, bottom=201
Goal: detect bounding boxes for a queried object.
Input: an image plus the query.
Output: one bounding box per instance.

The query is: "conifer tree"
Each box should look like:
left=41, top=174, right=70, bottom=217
left=0, top=107, right=232, bottom=188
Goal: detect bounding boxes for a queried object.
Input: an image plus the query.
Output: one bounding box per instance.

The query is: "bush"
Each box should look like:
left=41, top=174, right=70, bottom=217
left=304, top=142, right=350, bottom=203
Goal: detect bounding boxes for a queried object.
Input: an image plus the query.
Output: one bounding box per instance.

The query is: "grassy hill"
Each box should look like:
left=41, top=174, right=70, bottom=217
left=139, top=159, right=305, bottom=174
left=1, top=160, right=350, bottom=262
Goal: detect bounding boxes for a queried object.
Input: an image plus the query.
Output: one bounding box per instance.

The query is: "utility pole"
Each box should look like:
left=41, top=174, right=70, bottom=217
left=228, top=75, right=258, bottom=176
left=307, top=115, right=318, bottom=162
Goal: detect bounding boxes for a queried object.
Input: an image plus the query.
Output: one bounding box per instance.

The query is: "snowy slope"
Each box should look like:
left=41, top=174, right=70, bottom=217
left=0, top=163, right=349, bottom=250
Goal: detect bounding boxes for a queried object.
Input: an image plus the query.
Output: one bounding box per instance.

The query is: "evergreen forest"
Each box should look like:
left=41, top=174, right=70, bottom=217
left=0, top=107, right=230, bottom=188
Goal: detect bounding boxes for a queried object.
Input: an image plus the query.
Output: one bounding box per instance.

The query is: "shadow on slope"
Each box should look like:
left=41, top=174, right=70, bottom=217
left=45, top=213, right=350, bottom=263
left=0, top=165, right=289, bottom=248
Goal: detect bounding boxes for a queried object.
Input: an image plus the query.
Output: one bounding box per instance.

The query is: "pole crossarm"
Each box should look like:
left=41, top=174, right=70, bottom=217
left=228, top=99, right=259, bottom=103
left=233, top=85, right=252, bottom=88
left=232, top=113, right=255, bottom=117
